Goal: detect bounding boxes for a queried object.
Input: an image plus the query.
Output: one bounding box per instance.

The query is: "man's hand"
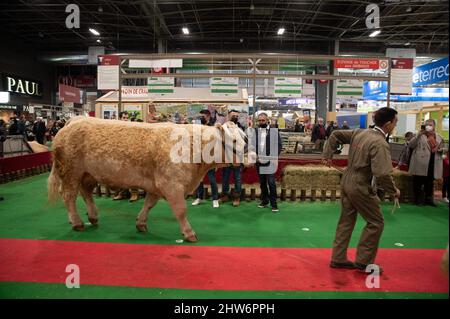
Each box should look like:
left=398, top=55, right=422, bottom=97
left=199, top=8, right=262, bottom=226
left=321, top=158, right=332, bottom=167
left=394, top=188, right=401, bottom=198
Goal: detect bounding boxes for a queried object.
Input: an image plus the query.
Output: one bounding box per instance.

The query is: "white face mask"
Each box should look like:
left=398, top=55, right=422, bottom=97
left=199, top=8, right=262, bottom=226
left=425, top=125, right=434, bottom=132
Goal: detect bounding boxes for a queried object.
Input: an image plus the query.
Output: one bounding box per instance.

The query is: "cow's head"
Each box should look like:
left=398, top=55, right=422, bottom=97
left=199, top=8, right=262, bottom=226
left=214, top=121, right=256, bottom=167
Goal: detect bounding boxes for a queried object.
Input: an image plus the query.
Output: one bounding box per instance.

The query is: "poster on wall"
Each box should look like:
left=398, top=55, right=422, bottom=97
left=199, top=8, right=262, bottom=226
left=443, top=112, right=449, bottom=131
left=336, top=79, right=363, bottom=98
left=97, top=55, right=120, bottom=90
left=123, top=105, right=142, bottom=120
left=148, top=77, right=174, bottom=96
left=187, top=103, right=205, bottom=118
left=390, top=58, right=414, bottom=95
left=274, top=77, right=302, bottom=97
left=102, top=105, right=118, bottom=120
left=210, top=77, right=239, bottom=97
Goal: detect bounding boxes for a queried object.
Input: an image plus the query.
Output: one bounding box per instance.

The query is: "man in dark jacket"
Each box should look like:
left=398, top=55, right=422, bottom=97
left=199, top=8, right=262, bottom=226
left=311, top=117, right=327, bottom=151
left=254, top=113, right=282, bottom=212
left=33, top=117, right=46, bottom=144
left=0, top=119, right=6, bottom=158
left=326, top=121, right=339, bottom=138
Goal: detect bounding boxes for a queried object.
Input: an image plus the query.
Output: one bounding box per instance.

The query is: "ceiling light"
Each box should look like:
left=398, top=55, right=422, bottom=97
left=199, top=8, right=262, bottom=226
left=369, top=29, right=381, bottom=37
left=277, top=28, right=285, bottom=35
left=182, top=27, right=189, bottom=34
left=404, top=42, right=410, bottom=46
left=89, top=28, right=100, bottom=36
left=96, top=39, right=101, bottom=43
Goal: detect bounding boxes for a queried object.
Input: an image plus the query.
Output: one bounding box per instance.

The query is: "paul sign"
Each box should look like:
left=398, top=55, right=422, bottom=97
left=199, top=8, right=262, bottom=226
left=1, top=74, right=42, bottom=97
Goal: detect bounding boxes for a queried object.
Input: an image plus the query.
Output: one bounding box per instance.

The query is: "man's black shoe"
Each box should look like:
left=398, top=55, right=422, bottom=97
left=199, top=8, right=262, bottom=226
left=330, top=261, right=356, bottom=269
left=258, top=202, right=269, bottom=208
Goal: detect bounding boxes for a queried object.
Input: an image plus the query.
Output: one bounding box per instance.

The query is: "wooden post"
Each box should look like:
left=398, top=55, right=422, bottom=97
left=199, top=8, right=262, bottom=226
left=250, top=188, right=256, bottom=201
left=331, top=189, right=336, bottom=202
left=105, top=187, right=111, bottom=197
left=205, top=187, right=209, bottom=199
left=311, top=189, right=316, bottom=202
left=290, top=189, right=296, bottom=201
left=300, top=189, right=306, bottom=202
left=321, top=190, right=326, bottom=201
left=240, top=188, right=246, bottom=201
left=280, top=189, right=286, bottom=201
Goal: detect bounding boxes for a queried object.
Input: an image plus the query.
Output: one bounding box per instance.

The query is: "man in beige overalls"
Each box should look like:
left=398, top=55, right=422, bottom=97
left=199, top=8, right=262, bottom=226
left=322, top=107, right=400, bottom=273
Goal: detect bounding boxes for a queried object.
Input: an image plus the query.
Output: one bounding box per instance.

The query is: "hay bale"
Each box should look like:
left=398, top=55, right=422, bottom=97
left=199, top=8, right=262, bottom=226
left=392, top=169, right=413, bottom=200
left=282, top=165, right=342, bottom=190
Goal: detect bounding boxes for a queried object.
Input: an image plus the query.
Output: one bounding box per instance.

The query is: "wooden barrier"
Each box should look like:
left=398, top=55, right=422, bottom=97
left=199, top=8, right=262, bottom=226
left=86, top=182, right=429, bottom=204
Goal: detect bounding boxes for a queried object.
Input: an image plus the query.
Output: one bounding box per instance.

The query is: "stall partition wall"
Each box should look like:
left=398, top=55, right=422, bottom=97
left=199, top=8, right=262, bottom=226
left=416, top=105, right=449, bottom=140
left=95, top=103, right=147, bottom=121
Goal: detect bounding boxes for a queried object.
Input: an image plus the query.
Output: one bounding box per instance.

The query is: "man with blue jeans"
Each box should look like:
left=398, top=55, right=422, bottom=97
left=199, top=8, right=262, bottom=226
left=193, top=169, right=219, bottom=207
left=221, top=165, right=242, bottom=206
left=255, top=113, right=282, bottom=212
left=192, top=109, right=220, bottom=208
left=220, top=109, right=244, bottom=206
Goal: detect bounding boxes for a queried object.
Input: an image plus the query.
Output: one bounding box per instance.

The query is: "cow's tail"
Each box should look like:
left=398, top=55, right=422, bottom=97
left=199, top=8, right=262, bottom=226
left=47, top=162, right=61, bottom=204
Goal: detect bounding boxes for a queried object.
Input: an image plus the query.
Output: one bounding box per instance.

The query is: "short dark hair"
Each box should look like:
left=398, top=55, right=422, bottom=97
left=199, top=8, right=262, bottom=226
left=119, top=111, right=128, bottom=119
left=199, top=109, right=211, bottom=116
left=405, top=131, right=414, bottom=138
left=228, top=109, right=239, bottom=114
left=373, top=107, right=398, bottom=127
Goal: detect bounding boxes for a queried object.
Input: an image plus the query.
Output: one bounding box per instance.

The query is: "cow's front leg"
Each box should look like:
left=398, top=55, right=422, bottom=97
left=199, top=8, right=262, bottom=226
left=166, top=194, right=197, bottom=242
left=136, top=193, right=159, bottom=232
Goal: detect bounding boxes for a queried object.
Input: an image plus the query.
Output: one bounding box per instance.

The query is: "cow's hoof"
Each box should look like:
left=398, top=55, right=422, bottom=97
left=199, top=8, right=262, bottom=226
left=184, top=233, right=198, bottom=243
left=136, top=224, right=148, bottom=232
left=88, top=217, right=99, bottom=226
left=72, top=224, right=85, bottom=231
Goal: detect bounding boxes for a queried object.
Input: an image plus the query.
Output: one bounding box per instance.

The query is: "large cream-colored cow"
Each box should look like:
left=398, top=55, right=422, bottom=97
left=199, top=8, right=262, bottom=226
left=48, top=116, right=251, bottom=242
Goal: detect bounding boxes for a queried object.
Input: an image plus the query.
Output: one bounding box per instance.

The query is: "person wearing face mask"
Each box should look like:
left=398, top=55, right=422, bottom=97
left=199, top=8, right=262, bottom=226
left=219, top=110, right=244, bottom=206
left=326, top=121, right=339, bottom=138
left=408, top=119, right=445, bottom=207
left=322, top=107, right=401, bottom=273
left=254, top=113, right=282, bottom=212
left=192, top=109, right=220, bottom=208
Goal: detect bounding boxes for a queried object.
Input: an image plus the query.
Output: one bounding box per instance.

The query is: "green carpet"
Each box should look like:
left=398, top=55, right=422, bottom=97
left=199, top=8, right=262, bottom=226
left=0, top=174, right=448, bottom=299
left=0, top=174, right=448, bottom=249
left=0, top=282, right=447, bottom=299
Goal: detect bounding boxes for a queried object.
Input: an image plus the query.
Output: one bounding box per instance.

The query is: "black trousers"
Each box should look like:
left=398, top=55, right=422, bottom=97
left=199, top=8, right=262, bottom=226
left=257, top=168, right=278, bottom=208
left=412, top=153, right=435, bottom=204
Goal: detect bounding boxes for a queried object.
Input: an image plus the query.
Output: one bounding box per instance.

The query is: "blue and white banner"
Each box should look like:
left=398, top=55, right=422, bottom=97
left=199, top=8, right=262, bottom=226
left=413, top=57, right=449, bottom=86
left=363, top=81, right=448, bottom=101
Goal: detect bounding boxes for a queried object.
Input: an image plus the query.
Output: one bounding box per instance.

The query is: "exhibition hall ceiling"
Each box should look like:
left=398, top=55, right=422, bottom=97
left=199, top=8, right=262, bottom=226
left=0, top=0, right=448, bottom=56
